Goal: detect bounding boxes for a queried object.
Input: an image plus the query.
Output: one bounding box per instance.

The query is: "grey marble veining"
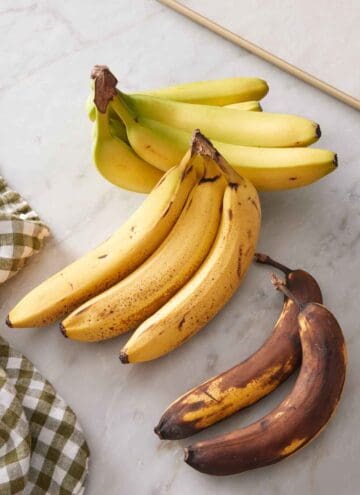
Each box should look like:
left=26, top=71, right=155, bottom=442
left=0, top=1, right=359, bottom=494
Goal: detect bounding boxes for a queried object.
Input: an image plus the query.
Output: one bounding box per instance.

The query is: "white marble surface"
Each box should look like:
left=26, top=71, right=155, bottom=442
left=0, top=1, right=359, bottom=494
left=182, top=0, right=360, bottom=99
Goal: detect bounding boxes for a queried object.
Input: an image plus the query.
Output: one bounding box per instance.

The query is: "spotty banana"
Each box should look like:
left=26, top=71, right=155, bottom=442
left=184, top=276, right=346, bottom=476
left=155, top=255, right=323, bottom=439
left=110, top=97, right=336, bottom=190
left=7, top=154, right=197, bottom=328
left=119, top=132, right=261, bottom=363
left=121, top=92, right=320, bottom=147
left=61, top=151, right=226, bottom=342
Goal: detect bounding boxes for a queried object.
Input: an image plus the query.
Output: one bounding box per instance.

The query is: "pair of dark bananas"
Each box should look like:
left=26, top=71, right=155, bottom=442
left=155, top=254, right=347, bottom=476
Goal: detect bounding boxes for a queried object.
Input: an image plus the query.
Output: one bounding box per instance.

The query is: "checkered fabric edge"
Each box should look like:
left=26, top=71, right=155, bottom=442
left=0, top=176, right=50, bottom=283
left=0, top=338, right=89, bottom=495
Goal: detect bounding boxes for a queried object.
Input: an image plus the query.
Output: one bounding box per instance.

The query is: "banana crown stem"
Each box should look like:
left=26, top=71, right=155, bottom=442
left=255, top=253, right=292, bottom=275
left=110, top=93, right=137, bottom=128
left=271, top=274, right=304, bottom=309
left=94, top=107, right=112, bottom=139
left=91, top=65, right=118, bottom=113
left=190, top=130, right=238, bottom=184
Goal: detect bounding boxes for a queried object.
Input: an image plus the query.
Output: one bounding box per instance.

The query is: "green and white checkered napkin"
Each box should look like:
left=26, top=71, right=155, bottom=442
left=0, top=177, right=90, bottom=493
left=0, top=338, right=90, bottom=494
left=0, top=176, right=49, bottom=283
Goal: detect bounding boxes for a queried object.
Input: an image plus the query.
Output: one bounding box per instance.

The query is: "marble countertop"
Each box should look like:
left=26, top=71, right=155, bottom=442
left=1, top=1, right=359, bottom=494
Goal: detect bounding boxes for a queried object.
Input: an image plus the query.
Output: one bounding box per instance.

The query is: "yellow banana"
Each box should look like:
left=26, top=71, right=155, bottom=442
left=93, top=106, right=162, bottom=192
left=119, top=132, right=261, bottom=363
left=225, top=101, right=262, bottom=111
left=138, top=77, right=268, bottom=105
left=120, top=92, right=320, bottom=147
left=110, top=97, right=337, bottom=190
left=7, top=155, right=197, bottom=328
left=86, top=76, right=268, bottom=120
left=61, top=154, right=226, bottom=342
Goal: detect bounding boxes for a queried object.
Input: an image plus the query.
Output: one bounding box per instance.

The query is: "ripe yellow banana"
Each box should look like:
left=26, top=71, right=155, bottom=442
left=110, top=97, right=337, bottom=190
left=61, top=153, right=226, bottom=342
left=93, top=106, right=162, bottom=192
left=119, top=132, right=261, bottom=363
left=184, top=276, right=347, bottom=476
left=121, top=92, right=320, bottom=147
left=7, top=155, right=197, bottom=328
left=138, top=77, right=269, bottom=105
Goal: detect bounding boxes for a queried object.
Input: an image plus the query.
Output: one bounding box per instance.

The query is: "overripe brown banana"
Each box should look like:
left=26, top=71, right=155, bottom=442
left=155, top=254, right=322, bottom=439
left=184, top=275, right=347, bottom=476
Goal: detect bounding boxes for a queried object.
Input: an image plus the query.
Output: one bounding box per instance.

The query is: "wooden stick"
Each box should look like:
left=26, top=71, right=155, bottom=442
left=158, top=0, right=360, bottom=111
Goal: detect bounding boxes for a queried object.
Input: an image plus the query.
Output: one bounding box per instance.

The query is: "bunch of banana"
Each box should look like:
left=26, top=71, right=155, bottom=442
left=88, top=65, right=337, bottom=193
left=7, top=132, right=261, bottom=363
left=156, top=260, right=346, bottom=476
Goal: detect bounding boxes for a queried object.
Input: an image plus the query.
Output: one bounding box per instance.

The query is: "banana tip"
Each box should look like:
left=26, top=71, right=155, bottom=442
left=59, top=323, right=68, bottom=338
left=184, top=447, right=193, bottom=464
left=119, top=350, right=129, bottom=364
left=154, top=424, right=164, bottom=439
left=5, top=315, right=13, bottom=328
left=333, top=154, right=338, bottom=168
left=316, top=124, right=321, bottom=138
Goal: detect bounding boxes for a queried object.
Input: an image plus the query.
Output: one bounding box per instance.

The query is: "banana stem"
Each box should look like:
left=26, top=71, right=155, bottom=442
left=95, top=107, right=112, bottom=140
left=91, top=65, right=118, bottom=113
left=271, top=273, right=304, bottom=309
left=191, top=129, right=238, bottom=182
left=254, top=253, right=292, bottom=275
left=110, top=93, right=137, bottom=128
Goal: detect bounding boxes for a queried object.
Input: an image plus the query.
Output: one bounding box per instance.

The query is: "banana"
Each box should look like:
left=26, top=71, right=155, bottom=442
left=155, top=254, right=322, bottom=440
left=91, top=99, right=260, bottom=145
left=119, top=132, right=261, bottom=363
left=61, top=148, right=226, bottom=342
left=86, top=75, right=268, bottom=120
left=110, top=99, right=337, bottom=190
left=138, top=77, right=269, bottom=105
left=93, top=106, right=162, bottom=192
left=88, top=97, right=262, bottom=122
left=225, top=101, right=262, bottom=111
left=184, top=275, right=347, bottom=476
left=7, top=154, right=197, bottom=328
left=110, top=96, right=179, bottom=172
left=121, top=92, right=320, bottom=147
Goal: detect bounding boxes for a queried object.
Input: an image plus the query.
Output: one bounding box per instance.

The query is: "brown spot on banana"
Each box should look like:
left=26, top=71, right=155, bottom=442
left=178, top=316, right=186, bottom=330
left=185, top=298, right=346, bottom=476
left=198, top=175, right=221, bottom=184
left=154, top=256, right=322, bottom=440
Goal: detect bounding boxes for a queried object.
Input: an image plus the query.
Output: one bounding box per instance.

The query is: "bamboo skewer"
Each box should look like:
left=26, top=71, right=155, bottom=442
left=158, top=0, right=360, bottom=111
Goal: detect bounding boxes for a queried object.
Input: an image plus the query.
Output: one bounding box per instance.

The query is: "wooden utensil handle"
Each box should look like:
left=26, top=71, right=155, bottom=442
left=158, top=0, right=360, bottom=111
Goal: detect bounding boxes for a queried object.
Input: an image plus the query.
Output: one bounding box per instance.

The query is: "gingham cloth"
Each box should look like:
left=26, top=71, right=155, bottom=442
left=0, top=338, right=89, bottom=494
left=0, top=177, right=90, bottom=493
left=0, top=176, right=49, bottom=283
